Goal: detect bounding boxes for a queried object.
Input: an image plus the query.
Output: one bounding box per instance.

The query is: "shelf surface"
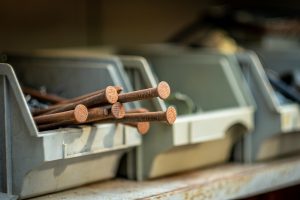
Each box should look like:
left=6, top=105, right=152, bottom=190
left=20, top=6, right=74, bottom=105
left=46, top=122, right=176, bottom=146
left=31, top=155, right=300, bottom=200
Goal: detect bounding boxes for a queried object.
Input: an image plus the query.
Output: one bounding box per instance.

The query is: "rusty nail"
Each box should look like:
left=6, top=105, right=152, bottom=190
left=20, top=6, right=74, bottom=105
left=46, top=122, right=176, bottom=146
left=32, top=86, right=119, bottom=116
left=83, top=102, right=125, bottom=124
left=23, top=86, right=67, bottom=103
left=34, top=104, right=88, bottom=125
left=59, top=86, right=123, bottom=104
left=99, top=106, right=176, bottom=125
left=124, top=122, right=150, bottom=135
left=118, top=81, right=170, bottom=103
left=43, top=86, right=118, bottom=115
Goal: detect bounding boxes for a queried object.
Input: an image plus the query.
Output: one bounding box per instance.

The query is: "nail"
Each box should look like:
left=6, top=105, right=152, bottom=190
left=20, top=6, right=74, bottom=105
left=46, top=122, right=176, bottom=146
left=118, top=81, right=170, bottom=103
left=59, top=86, right=123, bottom=104
left=84, top=102, right=125, bottom=123
left=124, top=122, right=150, bottom=135
left=99, top=106, right=177, bottom=125
left=43, top=86, right=118, bottom=114
left=23, top=86, right=67, bottom=103
left=38, top=103, right=125, bottom=131
left=34, top=104, right=88, bottom=125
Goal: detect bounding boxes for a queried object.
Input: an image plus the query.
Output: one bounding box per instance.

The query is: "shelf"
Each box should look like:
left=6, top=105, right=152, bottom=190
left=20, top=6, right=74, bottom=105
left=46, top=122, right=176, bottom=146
left=30, top=155, right=300, bottom=200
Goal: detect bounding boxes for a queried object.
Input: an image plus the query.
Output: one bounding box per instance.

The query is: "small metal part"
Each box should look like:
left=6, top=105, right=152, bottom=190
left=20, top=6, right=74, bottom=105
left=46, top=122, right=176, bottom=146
left=22, top=86, right=67, bottom=103
left=110, top=102, right=125, bottom=119
left=34, top=104, right=88, bottom=125
left=84, top=102, right=125, bottom=124
left=124, top=122, right=150, bottom=135
left=36, top=86, right=118, bottom=115
left=99, top=106, right=177, bottom=125
left=59, top=86, right=123, bottom=104
left=118, top=81, right=171, bottom=103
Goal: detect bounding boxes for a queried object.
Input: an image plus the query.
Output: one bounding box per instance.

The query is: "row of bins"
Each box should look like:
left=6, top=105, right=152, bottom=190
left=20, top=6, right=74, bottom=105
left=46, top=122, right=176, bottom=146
left=0, top=47, right=300, bottom=199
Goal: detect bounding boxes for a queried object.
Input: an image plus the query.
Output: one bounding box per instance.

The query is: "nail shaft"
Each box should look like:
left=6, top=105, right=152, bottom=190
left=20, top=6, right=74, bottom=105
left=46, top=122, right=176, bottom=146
left=124, top=122, right=150, bottom=135
left=97, top=106, right=177, bottom=125
left=38, top=103, right=125, bottom=131
left=23, top=86, right=67, bottom=103
left=44, top=86, right=118, bottom=114
left=34, top=104, right=88, bottom=125
left=118, top=81, right=170, bottom=103
left=59, top=86, right=123, bottom=104
left=84, top=102, right=125, bottom=123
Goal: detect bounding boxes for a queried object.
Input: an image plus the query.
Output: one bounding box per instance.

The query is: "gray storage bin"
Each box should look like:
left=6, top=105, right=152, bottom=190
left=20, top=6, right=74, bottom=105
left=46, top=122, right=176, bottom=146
left=235, top=51, right=300, bottom=162
left=0, top=53, right=141, bottom=199
left=119, top=51, right=255, bottom=180
left=26, top=48, right=255, bottom=180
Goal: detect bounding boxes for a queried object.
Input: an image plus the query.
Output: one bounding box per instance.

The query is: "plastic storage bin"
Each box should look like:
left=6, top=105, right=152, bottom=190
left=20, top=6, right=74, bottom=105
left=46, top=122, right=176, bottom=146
left=0, top=53, right=141, bottom=199
left=119, top=51, right=255, bottom=180
left=235, top=51, right=300, bottom=162
left=23, top=48, right=255, bottom=180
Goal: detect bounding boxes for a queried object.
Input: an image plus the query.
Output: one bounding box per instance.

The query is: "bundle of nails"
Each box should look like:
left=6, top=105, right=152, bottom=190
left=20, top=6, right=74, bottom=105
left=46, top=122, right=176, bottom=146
left=23, top=82, right=177, bottom=135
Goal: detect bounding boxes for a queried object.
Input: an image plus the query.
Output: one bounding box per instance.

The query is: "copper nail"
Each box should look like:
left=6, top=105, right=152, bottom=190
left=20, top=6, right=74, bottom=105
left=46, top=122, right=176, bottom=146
left=32, top=103, right=63, bottom=116
left=38, top=103, right=125, bottom=131
left=59, top=86, right=123, bottom=104
left=23, top=86, right=67, bottom=103
left=84, top=102, right=125, bottom=124
left=32, top=86, right=119, bottom=116
left=124, top=122, right=150, bottom=135
left=118, top=81, right=170, bottom=103
left=34, top=104, right=88, bottom=125
left=99, top=106, right=177, bottom=125
left=43, top=86, right=118, bottom=114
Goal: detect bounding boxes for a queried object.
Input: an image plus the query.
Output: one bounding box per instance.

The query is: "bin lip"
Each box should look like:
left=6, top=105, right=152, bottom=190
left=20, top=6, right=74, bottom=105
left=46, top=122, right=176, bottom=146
left=173, top=106, right=254, bottom=123
left=38, top=123, right=119, bottom=136
left=38, top=127, right=83, bottom=136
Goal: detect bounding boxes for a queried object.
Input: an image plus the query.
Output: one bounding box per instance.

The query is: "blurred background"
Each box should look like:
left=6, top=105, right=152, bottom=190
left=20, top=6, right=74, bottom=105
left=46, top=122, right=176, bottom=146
left=0, top=0, right=299, bottom=50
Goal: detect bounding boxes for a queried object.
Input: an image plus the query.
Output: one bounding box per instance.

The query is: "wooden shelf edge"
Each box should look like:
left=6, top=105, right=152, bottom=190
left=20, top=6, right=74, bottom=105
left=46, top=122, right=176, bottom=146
left=31, top=155, right=300, bottom=200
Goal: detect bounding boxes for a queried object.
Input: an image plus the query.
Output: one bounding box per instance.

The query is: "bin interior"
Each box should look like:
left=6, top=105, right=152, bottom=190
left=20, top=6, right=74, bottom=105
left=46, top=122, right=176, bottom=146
left=141, top=53, right=250, bottom=114
left=255, top=49, right=300, bottom=106
left=6, top=55, right=131, bottom=99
